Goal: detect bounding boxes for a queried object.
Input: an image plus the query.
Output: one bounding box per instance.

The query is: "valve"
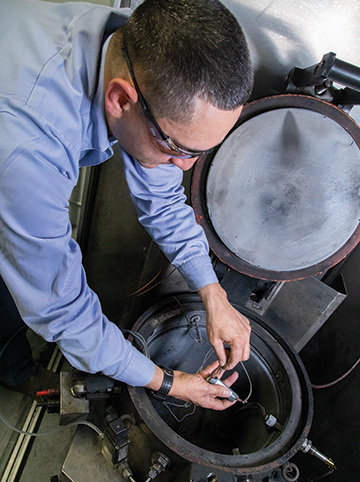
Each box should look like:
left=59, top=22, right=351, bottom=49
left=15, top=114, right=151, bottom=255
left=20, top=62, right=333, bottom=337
left=144, top=451, right=171, bottom=482
left=301, top=439, right=336, bottom=471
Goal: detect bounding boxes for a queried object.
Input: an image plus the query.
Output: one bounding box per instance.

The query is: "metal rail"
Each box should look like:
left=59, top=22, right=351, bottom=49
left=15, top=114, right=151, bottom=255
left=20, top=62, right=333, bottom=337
left=1, top=347, right=62, bottom=482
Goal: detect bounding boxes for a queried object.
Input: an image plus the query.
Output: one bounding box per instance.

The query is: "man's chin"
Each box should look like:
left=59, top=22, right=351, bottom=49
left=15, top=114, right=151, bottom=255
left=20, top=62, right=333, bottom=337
left=136, top=158, right=172, bottom=169
left=135, top=159, right=158, bottom=169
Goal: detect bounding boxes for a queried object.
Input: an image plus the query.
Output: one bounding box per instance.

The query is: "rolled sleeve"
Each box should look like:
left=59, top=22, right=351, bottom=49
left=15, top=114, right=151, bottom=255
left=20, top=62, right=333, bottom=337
left=176, top=254, right=218, bottom=292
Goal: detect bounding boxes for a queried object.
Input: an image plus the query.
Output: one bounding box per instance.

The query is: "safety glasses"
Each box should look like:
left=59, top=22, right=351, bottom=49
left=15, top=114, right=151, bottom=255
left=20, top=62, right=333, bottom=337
left=121, top=45, right=215, bottom=159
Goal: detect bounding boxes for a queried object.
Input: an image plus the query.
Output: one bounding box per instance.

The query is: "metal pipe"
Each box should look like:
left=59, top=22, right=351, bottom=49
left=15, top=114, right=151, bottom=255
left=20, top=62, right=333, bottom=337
left=302, top=439, right=336, bottom=471
left=329, top=58, right=360, bottom=92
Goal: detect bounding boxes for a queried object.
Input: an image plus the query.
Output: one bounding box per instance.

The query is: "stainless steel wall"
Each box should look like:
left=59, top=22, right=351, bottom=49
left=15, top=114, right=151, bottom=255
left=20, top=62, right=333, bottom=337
left=130, top=0, right=360, bottom=121
left=223, top=0, right=359, bottom=101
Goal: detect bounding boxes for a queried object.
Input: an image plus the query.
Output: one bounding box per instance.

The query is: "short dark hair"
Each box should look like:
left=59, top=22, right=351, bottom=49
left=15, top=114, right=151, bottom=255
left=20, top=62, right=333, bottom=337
left=119, top=0, right=253, bottom=123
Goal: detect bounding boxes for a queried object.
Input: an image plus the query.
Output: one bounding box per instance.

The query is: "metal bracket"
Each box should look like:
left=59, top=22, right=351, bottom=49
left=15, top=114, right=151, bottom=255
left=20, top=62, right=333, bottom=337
left=219, top=268, right=347, bottom=353
left=247, top=281, right=285, bottom=316
left=285, top=52, right=360, bottom=110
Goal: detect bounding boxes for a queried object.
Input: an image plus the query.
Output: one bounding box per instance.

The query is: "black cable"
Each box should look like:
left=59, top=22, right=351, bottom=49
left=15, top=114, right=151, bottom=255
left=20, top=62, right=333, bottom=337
left=0, top=324, right=27, bottom=359
left=307, top=468, right=335, bottom=481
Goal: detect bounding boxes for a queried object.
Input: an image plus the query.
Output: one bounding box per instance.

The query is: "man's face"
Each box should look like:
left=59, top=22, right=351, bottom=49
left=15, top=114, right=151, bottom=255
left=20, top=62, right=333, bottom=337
left=109, top=96, right=243, bottom=171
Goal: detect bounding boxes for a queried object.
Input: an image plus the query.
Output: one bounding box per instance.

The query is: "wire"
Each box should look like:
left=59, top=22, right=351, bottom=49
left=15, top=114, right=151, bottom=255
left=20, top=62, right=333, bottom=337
left=0, top=324, right=27, bottom=359
left=122, top=329, right=150, bottom=358
left=239, top=360, right=253, bottom=403
left=311, top=356, right=360, bottom=389
left=162, top=346, right=216, bottom=423
left=162, top=344, right=254, bottom=425
left=127, top=267, right=177, bottom=297
left=197, top=346, right=253, bottom=403
left=197, top=347, right=216, bottom=373
left=233, top=401, right=267, bottom=418
left=172, top=295, right=203, bottom=344
left=0, top=408, right=102, bottom=437
left=163, top=400, right=197, bottom=423
left=126, top=269, right=163, bottom=297
left=307, top=468, right=335, bottom=481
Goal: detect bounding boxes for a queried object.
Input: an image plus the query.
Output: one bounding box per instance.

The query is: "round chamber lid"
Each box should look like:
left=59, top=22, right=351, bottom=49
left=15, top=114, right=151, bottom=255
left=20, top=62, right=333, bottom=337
left=191, top=95, right=360, bottom=281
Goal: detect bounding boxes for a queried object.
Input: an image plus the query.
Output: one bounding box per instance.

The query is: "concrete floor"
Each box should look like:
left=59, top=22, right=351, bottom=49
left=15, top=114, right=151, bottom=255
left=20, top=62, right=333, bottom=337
left=0, top=335, right=76, bottom=482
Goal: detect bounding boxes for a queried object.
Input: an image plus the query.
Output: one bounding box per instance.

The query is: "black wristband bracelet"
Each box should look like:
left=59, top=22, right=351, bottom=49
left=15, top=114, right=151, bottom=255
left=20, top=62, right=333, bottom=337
left=154, top=367, right=174, bottom=400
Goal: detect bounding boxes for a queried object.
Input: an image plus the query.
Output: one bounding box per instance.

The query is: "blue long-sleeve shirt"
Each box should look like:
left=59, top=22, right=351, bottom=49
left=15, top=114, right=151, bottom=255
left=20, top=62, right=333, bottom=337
left=0, top=0, right=217, bottom=386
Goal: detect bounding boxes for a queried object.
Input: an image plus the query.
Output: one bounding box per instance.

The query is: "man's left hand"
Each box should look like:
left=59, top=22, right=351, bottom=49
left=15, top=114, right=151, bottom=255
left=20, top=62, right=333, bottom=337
left=198, top=282, right=251, bottom=370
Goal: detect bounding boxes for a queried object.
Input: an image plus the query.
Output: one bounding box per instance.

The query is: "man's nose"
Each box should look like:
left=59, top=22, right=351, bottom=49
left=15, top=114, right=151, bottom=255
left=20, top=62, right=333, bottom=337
left=171, top=157, right=198, bottom=171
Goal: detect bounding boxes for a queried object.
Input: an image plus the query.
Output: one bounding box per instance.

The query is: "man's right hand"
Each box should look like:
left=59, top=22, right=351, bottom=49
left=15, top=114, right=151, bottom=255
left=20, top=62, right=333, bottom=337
left=145, top=360, right=239, bottom=411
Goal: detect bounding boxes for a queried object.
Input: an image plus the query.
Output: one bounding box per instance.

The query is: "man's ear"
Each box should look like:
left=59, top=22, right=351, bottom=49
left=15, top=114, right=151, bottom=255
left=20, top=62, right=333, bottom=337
left=105, top=78, right=138, bottom=118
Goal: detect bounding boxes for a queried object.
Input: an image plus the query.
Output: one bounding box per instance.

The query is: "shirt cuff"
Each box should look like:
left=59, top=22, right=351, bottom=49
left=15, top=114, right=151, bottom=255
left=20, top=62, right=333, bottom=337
left=176, top=254, right=218, bottom=292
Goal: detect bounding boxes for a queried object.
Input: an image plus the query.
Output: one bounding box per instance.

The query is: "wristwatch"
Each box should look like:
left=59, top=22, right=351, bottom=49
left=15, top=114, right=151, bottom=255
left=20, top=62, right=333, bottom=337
left=154, top=367, right=174, bottom=400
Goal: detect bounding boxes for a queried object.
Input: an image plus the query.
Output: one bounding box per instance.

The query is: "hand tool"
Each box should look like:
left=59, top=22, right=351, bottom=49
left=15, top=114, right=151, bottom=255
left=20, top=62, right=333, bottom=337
left=205, top=366, right=241, bottom=403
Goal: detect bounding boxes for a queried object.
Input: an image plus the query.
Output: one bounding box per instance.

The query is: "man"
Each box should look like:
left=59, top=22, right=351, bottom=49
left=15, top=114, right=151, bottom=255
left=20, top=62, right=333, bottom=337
left=0, top=0, right=253, bottom=410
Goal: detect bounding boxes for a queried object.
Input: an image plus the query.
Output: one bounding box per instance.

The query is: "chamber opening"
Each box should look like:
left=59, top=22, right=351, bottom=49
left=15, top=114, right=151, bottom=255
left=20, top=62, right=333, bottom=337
left=129, top=296, right=311, bottom=470
left=147, top=321, right=297, bottom=457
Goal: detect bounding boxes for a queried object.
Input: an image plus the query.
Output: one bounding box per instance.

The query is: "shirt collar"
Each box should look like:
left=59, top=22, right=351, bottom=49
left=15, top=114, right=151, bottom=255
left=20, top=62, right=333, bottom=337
left=91, top=33, right=117, bottom=152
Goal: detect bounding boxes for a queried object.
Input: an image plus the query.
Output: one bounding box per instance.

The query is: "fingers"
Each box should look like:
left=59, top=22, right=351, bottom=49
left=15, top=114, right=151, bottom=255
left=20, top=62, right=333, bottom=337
left=223, top=337, right=250, bottom=370
left=204, top=383, right=235, bottom=410
left=211, top=339, right=228, bottom=368
left=169, top=369, right=239, bottom=411
left=205, top=382, right=238, bottom=410
left=199, top=361, right=239, bottom=387
left=199, top=365, right=240, bottom=410
left=199, top=359, right=221, bottom=378
left=224, top=343, right=242, bottom=370
left=223, top=316, right=251, bottom=370
left=212, top=335, right=250, bottom=371
left=207, top=308, right=251, bottom=370
left=207, top=397, right=237, bottom=411
left=222, top=370, right=239, bottom=387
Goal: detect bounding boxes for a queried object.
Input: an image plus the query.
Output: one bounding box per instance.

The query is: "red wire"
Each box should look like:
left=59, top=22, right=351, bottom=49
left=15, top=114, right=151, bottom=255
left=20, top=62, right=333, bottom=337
left=311, top=356, right=360, bottom=389
left=36, top=390, right=49, bottom=397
